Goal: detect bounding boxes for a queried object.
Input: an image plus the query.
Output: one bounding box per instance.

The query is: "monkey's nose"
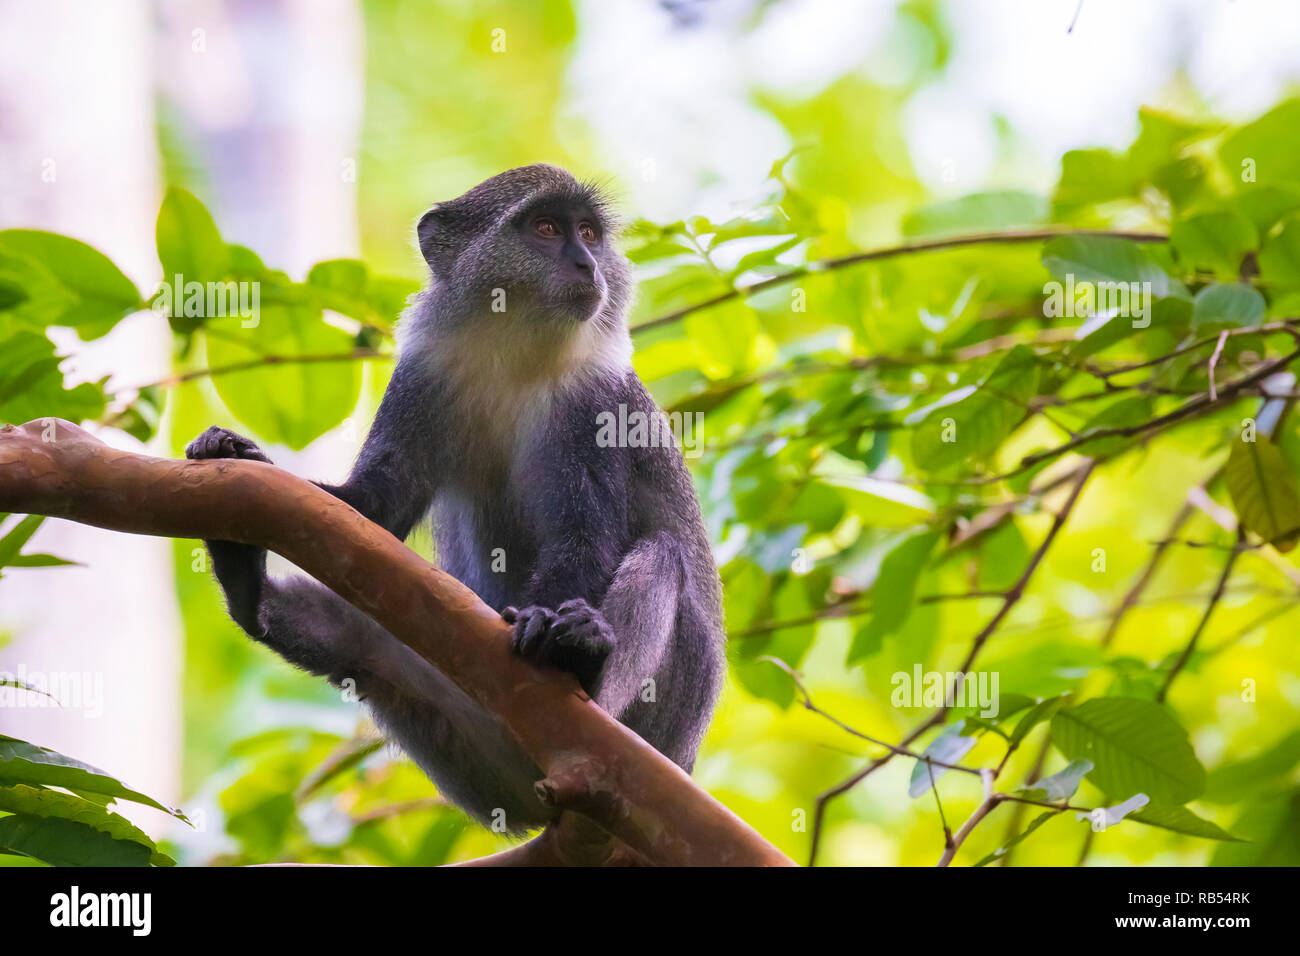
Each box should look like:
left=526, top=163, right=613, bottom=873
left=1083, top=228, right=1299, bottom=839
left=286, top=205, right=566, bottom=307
left=563, top=242, right=596, bottom=280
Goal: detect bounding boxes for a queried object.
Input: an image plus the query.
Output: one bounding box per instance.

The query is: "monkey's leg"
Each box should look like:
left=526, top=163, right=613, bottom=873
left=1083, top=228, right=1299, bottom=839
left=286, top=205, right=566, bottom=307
left=258, top=577, right=549, bottom=830
left=597, top=532, right=720, bottom=771
left=186, top=426, right=273, bottom=634
left=591, top=532, right=683, bottom=716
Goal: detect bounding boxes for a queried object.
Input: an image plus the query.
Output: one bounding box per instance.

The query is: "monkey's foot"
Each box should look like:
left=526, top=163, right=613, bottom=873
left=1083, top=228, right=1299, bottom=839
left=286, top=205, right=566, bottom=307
left=503, top=599, right=613, bottom=695
left=186, top=425, right=272, bottom=464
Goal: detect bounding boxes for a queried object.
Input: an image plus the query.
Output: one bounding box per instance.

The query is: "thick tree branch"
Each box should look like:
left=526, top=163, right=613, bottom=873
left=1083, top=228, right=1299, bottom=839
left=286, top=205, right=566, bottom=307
left=0, top=419, right=792, bottom=868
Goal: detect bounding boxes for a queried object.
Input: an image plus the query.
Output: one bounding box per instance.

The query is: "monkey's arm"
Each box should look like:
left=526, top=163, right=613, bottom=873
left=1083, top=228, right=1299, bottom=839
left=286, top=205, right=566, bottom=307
left=187, top=363, right=442, bottom=635
left=316, top=361, right=442, bottom=540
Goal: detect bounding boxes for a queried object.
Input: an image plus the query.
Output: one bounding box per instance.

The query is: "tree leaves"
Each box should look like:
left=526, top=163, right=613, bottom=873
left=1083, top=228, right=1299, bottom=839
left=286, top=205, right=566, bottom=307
left=1225, top=435, right=1300, bottom=551
left=205, top=307, right=363, bottom=450
left=0, top=814, right=156, bottom=867
left=0, top=735, right=186, bottom=866
left=0, top=735, right=188, bottom=821
left=1191, top=283, right=1266, bottom=332
left=156, top=186, right=230, bottom=284
left=1170, top=211, right=1258, bottom=276
left=973, top=811, right=1057, bottom=866
left=0, top=230, right=141, bottom=339
left=1009, top=694, right=1071, bottom=747
left=0, top=330, right=106, bottom=426
left=848, top=530, right=938, bottom=663
left=1219, top=98, right=1300, bottom=190
left=902, top=190, right=1047, bottom=238
left=1041, top=234, right=1180, bottom=297
left=1050, top=698, right=1206, bottom=805
left=0, top=784, right=174, bottom=866
left=909, top=345, right=1039, bottom=471
left=1127, top=804, right=1243, bottom=842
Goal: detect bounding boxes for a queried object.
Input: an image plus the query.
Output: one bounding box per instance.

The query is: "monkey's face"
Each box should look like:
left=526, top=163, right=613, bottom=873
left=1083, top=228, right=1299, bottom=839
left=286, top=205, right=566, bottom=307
left=417, top=166, right=633, bottom=336
left=512, top=200, right=611, bottom=323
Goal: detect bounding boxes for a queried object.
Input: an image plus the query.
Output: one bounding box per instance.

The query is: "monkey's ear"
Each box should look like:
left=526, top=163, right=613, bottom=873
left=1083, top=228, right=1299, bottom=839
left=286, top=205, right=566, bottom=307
left=416, top=205, right=443, bottom=273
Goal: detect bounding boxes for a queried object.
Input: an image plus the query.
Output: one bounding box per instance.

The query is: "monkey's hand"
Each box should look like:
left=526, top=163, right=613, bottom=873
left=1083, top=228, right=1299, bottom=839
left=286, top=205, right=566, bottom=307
left=185, top=425, right=273, bottom=636
left=502, top=599, right=613, bottom=696
left=185, top=425, right=273, bottom=465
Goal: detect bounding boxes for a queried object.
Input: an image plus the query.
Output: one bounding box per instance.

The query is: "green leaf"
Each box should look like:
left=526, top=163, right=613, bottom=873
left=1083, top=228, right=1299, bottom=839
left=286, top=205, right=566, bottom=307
left=0, top=331, right=106, bottom=426
left=1053, top=149, right=1137, bottom=209
left=0, top=814, right=156, bottom=866
left=731, top=569, right=828, bottom=707
left=156, top=186, right=229, bottom=283
left=0, top=677, right=59, bottom=704
left=205, top=306, right=363, bottom=450
left=1050, top=697, right=1207, bottom=805
left=0, top=230, right=141, bottom=339
left=1170, top=212, right=1257, bottom=276
left=1127, top=804, right=1244, bottom=842
left=1225, top=435, right=1300, bottom=551
left=973, top=811, right=1059, bottom=866
left=910, top=345, right=1039, bottom=471
left=1191, top=283, right=1266, bottom=332
left=1205, top=729, right=1300, bottom=803
left=0, top=279, right=27, bottom=311
left=1041, top=235, right=1179, bottom=298
left=1127, top=108, right=1214, bottom=176
left=1073, top=396, right=1153, bottom=458
left=816, top=474, right=935, bottom=527
left=902, top=190, right=1047, bottom=238
left=684, top=301, right=759, bottom=379
left=303, top=258, right=408, bottom=324
left=0, top=514, right=45, bottom=567
left=1212, top=789, right=1300, bottom=865
left=848, top=530, right=939, bottom=663
left=4, top=553, right=79, bottom=569
left=1257, top=216, right=1300, bottom=287
left=0, top=735, right=187, bottom=821
left=1230, top=185, right=1300, bottom=235
left=1219, top=99, right=1300, bottom=190
left=0, top=784, right=174, bottom=865
left=1010, top=693, right=1071, bottom=746
left=0, top=251, right=76, bottom=331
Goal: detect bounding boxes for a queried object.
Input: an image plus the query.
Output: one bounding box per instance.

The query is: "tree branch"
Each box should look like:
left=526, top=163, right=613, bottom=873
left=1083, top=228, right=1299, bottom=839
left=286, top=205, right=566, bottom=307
left=632, top=228, right=1167, bottom=334
left=806, top=459, right=1094, bottom=865
left=0, top=419, right=792, bottom=868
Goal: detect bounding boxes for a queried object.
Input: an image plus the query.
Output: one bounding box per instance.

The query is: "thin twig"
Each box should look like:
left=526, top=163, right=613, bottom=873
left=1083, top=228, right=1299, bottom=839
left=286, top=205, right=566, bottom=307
left=1157, top=526, right=1245, bottom=702
left=1208, top=330, right=1230, bottom=401
left=762, top=657, right=983, bottom=777
left=118, top=348, right=389, bottom=395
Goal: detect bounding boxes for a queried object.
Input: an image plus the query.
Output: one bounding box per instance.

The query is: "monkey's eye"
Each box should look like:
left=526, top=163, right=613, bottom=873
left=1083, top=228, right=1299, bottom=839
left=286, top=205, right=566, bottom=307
left=577, top=222, right=599, bottom=243
left=534, top=218, right=560, bottom=239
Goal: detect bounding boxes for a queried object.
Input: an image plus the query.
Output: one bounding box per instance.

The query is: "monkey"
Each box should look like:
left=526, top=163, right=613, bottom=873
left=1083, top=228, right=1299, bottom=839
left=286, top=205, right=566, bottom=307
left=186, top=164, right=725, bottom=833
